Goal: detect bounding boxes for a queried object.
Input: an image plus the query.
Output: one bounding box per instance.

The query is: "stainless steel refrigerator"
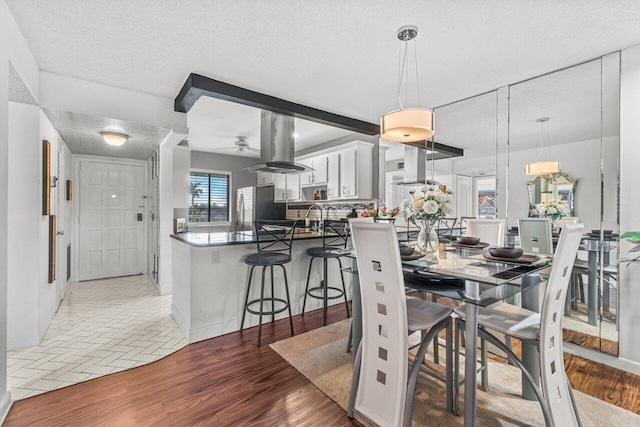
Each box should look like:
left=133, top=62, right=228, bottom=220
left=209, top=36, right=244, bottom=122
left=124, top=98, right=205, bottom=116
left=235, top=186, right=286, bottom=231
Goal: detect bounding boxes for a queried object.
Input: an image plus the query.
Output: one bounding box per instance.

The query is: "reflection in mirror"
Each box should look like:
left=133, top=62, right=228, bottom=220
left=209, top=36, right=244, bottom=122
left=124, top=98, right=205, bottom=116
left=527, top=172, right=578, bottom=217
left=508, top=55, right=621, bottom=356
left=381, top=91, right=498, bottom=234
left=433, top=91, right=498, bottom=221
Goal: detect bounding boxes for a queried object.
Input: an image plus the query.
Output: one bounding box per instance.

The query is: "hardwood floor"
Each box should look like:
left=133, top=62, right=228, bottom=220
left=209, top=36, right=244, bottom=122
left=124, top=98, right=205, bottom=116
left=5, top=303, right=640, bottom=426
left=5, top=306, right=359, bottom=427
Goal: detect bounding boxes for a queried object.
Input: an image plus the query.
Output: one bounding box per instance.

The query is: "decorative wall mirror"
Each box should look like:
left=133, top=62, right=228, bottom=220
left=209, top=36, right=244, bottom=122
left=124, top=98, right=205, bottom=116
left=527, top=172, right=578, bottom=217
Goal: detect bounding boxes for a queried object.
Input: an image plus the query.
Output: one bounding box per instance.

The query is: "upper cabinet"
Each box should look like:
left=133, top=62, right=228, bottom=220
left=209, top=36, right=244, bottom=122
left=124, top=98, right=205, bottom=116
left=326, top=152, right=341, bottom=199
left=274, top=173, right=301, bottom=202
left=298, top=141, right=373, bottom=200
left=299, top=159, right=314, bottom=187
left=312, top=155, right=329, bottom=184
left=257, top=171, right=274, bottom=187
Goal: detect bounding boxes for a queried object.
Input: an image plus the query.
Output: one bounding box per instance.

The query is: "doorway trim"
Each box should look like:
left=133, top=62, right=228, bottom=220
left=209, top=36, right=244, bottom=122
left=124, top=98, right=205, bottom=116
left=73, top=155, right=149, bottom=283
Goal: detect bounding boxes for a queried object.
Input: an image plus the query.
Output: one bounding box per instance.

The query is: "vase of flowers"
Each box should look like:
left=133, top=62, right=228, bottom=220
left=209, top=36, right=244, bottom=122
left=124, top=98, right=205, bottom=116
left=401, top=187, right=454, bottom=254
left=536, top=199, right=569, bottom=230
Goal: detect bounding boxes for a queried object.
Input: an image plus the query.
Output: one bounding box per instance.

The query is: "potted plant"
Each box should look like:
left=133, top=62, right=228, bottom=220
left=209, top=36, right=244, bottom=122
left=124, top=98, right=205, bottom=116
left=619, top=231, right=640, bottom=267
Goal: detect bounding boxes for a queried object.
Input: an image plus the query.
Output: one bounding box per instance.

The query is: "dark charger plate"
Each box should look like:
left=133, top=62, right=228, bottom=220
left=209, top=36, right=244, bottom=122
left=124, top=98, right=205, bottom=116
left=482, top=250, right=540, bottom=264
left=401, top=252, right=425, bottom=261
left=451, top=241, right=490, bottom=249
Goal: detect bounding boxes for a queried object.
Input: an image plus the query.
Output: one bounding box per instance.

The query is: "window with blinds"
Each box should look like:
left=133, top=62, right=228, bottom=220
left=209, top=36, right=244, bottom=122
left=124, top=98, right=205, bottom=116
left=189, top=171, right=230, bottom=223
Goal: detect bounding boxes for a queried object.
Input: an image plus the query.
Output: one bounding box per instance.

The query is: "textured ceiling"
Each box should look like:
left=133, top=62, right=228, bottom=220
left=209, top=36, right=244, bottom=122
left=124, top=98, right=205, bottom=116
left=187, top=96, right=354, bottom=157
left=42, top=108, right=171, bottom=160
left=6, top=0, right=640, bottom=125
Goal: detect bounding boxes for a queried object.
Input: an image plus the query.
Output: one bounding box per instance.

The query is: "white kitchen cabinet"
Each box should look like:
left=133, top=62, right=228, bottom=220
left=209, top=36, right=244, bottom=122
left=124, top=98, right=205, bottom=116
left=257, top=172, right=274, bottom=187
left=326, top=152, right=341, bottom=199
left=299, top=159, right=314, bottom=187
left=274, top=174, right=301, bottom=202
left=340, top=148, right=358, bottom=198
left=312, top=155, right=328, bottom=184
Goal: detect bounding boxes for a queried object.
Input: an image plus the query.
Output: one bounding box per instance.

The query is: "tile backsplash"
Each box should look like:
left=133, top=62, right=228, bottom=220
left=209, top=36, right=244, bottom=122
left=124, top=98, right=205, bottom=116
left=286, top=199, right=378, bottom=220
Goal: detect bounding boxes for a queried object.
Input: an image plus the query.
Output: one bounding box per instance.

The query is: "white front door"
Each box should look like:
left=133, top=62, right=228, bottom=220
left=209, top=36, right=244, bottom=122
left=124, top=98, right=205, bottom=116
left=79, top=161, right=145, bottom=281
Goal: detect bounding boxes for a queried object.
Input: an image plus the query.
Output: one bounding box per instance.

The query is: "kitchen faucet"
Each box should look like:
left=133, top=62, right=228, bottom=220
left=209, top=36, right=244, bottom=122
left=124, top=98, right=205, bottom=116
left=324, top=206, right=337, bottom=220
left=305, top=205, right=323, bottom=231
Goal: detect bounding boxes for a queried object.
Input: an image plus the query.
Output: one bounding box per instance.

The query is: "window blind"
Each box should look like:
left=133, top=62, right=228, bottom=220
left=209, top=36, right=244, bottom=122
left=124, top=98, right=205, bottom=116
left=189, top=172, right=230, bottom=223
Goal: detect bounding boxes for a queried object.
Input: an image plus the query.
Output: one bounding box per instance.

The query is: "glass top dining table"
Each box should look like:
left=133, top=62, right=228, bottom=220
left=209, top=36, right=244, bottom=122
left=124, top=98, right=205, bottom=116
left=345, top=244, right=551, bottom=427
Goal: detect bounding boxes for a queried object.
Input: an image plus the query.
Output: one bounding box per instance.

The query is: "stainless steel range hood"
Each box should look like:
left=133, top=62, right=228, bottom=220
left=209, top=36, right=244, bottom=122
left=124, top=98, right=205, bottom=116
left=248, top=111, right=314, bottom=174
left=394, top=146, right=428, bottom=185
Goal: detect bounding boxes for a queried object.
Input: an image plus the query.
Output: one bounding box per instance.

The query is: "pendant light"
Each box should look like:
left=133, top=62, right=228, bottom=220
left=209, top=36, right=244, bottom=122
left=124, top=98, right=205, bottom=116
left=380, top=25, right=434, bottom=144
left=525, top=117, right=559, bottom=175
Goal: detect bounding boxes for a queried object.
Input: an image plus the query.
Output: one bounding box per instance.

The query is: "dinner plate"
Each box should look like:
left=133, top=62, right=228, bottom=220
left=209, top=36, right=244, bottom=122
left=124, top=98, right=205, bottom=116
left=481, top=251, right=540, bottom=264
left=451, top=241, right=490, bottom=249
left=401, top=252, right=425, bottom=261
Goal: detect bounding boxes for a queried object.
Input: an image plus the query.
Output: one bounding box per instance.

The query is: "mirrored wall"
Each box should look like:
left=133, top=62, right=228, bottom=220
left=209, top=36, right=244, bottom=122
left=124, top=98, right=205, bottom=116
left=400, top=52, right=621, bottom=355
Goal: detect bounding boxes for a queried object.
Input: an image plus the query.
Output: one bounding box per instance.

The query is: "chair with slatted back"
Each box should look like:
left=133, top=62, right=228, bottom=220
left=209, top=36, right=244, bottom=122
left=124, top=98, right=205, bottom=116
left=240, top=220, right=296, bottom=346
left=466, top=219, right=506, bottom=246
left=347, top=222, right=453, bottom=427
left=453, top=223, right=585, bottom=426
left=301, top=219, right=351, bottom=325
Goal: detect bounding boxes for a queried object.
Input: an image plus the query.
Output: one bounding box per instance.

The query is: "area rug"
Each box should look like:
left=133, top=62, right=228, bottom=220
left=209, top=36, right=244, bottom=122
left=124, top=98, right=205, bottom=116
left=271, top=319, right=640, bottom=426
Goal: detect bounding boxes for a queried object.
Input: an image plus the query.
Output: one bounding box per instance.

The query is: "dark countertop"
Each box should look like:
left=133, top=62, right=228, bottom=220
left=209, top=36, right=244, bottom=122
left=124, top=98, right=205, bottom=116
left=171, top=230, right=327, bottom=248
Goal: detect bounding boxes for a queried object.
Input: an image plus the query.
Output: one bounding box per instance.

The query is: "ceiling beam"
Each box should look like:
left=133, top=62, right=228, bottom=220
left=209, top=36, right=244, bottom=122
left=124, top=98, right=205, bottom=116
left=174, top=73, right=380, bottom=135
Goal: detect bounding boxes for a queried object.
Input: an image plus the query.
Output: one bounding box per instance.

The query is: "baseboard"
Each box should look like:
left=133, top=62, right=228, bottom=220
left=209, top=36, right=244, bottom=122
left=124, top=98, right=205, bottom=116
left=8, top=334, right=40, bottom=352
left=170, top=303, right=190, bottom=341
left=38, top=299, right=58, bottom=344
left=185, top=298, right=349, bottom=344
left=0, top=390, right=13, bottom=424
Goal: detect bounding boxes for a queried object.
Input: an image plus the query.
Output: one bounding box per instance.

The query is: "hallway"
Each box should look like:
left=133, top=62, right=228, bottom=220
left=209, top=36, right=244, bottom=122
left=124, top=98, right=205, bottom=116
left=7, top=275, right=186, bottom=400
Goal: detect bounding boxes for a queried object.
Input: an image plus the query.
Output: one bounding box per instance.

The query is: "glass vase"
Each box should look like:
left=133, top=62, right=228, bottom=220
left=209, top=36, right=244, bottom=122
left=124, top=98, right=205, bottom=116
left=417, top=220, right=439, bottom=254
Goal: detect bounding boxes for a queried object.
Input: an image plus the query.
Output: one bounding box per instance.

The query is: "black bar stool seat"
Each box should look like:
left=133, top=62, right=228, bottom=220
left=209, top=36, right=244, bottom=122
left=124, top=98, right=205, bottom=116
left=306, top=246, right=344, bottom=258
left=245, top=252, right=291, bottom=265
left=240, top=220, right=296, bottom=346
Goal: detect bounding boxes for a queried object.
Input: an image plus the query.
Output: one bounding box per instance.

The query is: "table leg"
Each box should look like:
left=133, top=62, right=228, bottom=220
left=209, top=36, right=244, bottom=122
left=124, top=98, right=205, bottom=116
left=588, top=250, right=598, bottom=326
left=351, top=259, right=362, bottom=363
left=521, top=276, right=540, bottom=401
left=464, top=281, right=479, bottom=427
left=602, top=251, right=610, bottom=312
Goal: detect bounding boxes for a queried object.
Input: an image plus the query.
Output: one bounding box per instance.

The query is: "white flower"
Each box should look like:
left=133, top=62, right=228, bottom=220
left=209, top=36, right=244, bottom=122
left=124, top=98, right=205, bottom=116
left=413, top=199, right=424, bottom=209
left=547, top=206, right=557, bottom=214
left=423, top=200, right=439, bottom=214
left=401, top=198, right=411, bottom=209
left=434, top=191, right=446, bottom=203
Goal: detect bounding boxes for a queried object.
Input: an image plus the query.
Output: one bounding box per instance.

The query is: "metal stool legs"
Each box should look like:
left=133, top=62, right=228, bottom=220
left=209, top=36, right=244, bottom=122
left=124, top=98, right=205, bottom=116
left=240, top=264, right=294, bottom=347
left=302, top=255, right=350, bottom=325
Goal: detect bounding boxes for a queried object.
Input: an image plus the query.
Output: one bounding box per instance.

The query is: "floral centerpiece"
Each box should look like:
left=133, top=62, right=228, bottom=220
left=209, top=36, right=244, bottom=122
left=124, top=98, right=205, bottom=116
left=536, top=199, right=569, bottom=230
left=401, top=187, right=454, bottom=253
left=360, top=206, right=401, bottom=222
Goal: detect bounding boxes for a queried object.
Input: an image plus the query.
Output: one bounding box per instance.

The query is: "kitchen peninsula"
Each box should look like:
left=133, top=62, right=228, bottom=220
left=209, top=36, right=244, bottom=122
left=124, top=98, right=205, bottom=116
left=170, top=227, right=354, bottom=343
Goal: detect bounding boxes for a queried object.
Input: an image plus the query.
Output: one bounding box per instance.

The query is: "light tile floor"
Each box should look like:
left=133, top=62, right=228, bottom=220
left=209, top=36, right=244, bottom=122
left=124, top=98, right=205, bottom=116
left=7, top=275, right=187, bottom=400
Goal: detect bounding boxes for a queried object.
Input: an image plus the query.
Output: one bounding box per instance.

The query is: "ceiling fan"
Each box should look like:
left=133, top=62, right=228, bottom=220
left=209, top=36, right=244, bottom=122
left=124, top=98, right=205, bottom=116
left=211, top=136, right=259, bottom=154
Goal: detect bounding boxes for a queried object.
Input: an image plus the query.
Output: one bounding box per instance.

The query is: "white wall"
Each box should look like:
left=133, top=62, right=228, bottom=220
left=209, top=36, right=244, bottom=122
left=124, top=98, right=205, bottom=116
left=190, top=151, right=257, bottom=232
left=7, top=103, right=40, bottom=348
left=0, top=1, right=12, bottom=420
left=619, top=43, right=640, bottom=366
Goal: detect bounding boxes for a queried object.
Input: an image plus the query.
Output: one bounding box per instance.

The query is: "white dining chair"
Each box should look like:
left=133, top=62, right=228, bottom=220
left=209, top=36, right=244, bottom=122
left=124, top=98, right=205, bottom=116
left=555, top=217, right=579, bottom=231
left=518, top=218, right=554, bottom=255
left=466, top=219, right=506, bottom=246
left=453, top=223, right=585, bottom=426
left=347, top=222, right=453, bottom=427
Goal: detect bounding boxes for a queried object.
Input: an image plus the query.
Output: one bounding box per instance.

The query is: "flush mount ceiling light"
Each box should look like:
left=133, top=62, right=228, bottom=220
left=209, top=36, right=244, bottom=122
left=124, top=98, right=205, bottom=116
left=380, top=25, right=434, bottom=144
left=525, top=117, right=560, bottom=175
left=100, top=131, right=129, bottom=147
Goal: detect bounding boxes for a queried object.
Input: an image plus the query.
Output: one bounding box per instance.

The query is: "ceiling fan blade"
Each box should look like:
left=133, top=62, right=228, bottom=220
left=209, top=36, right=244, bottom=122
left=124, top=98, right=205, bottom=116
left=246, top=147, right=260, bottom=153
left=209, top=146, right=237, bottom=152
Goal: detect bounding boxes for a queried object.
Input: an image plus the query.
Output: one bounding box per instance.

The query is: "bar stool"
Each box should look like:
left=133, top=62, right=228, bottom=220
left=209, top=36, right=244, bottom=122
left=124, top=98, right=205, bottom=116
left=302, top=219, right=351, bottom=325
left=240, top=220, right=296, bottom=347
